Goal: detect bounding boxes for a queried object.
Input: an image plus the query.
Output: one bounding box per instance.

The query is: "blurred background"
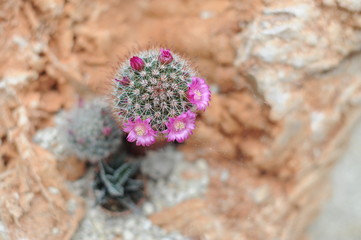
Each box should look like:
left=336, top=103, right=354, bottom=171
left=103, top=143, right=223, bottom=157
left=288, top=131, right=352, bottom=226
left=1, top=0, right=361, bottom=240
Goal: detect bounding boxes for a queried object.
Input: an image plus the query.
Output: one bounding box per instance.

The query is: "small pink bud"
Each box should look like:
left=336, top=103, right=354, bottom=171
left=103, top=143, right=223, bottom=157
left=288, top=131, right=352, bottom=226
left=159, top=49, right=173, bottom=64
left=102, top=127, right=112, bottom=136
left=100, top=108, right=107, bottom=116
left=115, top=77, right=130, bottom=86
left=78, top=97, right=84, bottom=108
left=130, top=56, right=145, bottom=71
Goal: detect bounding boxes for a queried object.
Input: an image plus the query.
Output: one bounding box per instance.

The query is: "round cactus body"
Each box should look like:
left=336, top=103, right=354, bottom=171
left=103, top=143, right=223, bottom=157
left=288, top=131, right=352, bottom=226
left=60, top=99, right=122, bottom=163
left=112, top=48, right=211, bottom=146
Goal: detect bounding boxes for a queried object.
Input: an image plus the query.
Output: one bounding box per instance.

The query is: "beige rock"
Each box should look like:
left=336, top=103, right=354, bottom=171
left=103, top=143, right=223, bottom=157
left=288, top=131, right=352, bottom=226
left=57, top=156, right=87, bottom=181
left=31, top=0, right=64, bottom=15
left=211, top=34, right=235, bottom=65
left=0, top=94, right=84, bottom=240
left=220, top=111, right=241, bottom=136
left=227, top=92, right=268, bottom=130
left=214, top=66, right=239, bottom=93
left=337, top=0, right=361, bottom=12
left=40, top=91, right=63, bottom=113
left=201, top=93, right=223, bottom=127
left=1, top=0, right=361, bottom=239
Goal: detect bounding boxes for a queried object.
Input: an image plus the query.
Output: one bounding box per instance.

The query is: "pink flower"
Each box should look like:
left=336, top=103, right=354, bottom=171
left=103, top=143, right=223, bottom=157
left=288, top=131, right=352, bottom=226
left=115, top=77, right=130, bottom=86
left=130, top=56, right=145, bottom=71
left=159, top=48, right=173, bottom=64
left=123, top=117, right=157, bottom=146
left=187, top=77, right=211, bottom=111
left=102, top=127, right=112, bottom=136
left=163, top=110, right=196, bottom=143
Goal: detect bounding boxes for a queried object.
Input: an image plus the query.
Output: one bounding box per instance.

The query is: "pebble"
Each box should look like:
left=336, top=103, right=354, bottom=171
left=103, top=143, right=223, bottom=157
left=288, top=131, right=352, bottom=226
left=142, top=220, right=152, bottom=230
left=122, top=230, right=134, bottom=240
left=48, top=187, right=60, bottom=195
left=220, top=169, right=230, bottom=182
left=196, top=159, right=208, bottom=170
left=33, top=126, right=69, bottom=160
left=52, top=228, right=59, bottom=235
left=0, top=222, right=6, bottom=233
left=125, top=218, right=136, bottom=229
left=143, top=202, right=155, bottom=215
left=67, top=198, right=78, bottom=214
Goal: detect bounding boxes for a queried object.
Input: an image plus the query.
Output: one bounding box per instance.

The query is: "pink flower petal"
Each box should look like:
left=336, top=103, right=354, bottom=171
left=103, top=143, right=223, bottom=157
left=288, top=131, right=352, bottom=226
left=163, top=110, right=196, bottom=143
left=187, top=77, right=211, bottom=111
left=123, top=117, right=157, bottom=146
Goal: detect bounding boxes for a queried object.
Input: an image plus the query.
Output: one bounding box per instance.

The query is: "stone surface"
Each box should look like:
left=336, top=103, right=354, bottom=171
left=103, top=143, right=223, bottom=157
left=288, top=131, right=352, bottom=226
left=70, top=148, right=205, bottom=240
left=0, top=94, right=84, bottom=240
left=309, top=119, right=361, bottom=240
left=140, top=146, right=179, bottom=180
left=1, top=0, right=361, bottom=240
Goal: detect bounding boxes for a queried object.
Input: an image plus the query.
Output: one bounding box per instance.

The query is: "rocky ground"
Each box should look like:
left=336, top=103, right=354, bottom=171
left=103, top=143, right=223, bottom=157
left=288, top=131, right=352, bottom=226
left=1, top=0, right=361, bottom=239
left=309, top=120, right=361, bottom=240
left=70, top=146, right=209, bottom=240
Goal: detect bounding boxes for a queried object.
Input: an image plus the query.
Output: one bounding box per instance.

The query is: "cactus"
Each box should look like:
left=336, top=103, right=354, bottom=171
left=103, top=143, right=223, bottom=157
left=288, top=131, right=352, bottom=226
left=60, top=98, right=122, bottom=163
left=94, top=152, right=144, bottom=213
left=111, top=48, right=211, bottom=146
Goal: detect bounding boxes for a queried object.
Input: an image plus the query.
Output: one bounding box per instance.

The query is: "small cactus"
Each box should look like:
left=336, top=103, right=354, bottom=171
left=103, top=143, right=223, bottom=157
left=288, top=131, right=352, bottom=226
left=60, top=98, right=122, bottom=163
left=111, top=48, right=211, bottom=146
left=94, top=152, right=144, bottom=213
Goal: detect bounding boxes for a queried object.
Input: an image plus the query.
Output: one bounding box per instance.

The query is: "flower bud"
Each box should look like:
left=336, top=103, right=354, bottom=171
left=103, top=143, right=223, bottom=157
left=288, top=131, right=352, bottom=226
left=102, top=127, right=112, bottom=136
left=130, top=56, right=145, bottom=71
left=159, top=49, right=173, bottom=64
left=115, top=77, right=130, bottom=86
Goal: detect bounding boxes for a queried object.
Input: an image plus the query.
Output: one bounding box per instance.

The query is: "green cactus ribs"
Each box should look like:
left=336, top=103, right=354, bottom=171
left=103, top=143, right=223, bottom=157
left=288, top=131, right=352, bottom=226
left=112, top=48, right=211, bottom=146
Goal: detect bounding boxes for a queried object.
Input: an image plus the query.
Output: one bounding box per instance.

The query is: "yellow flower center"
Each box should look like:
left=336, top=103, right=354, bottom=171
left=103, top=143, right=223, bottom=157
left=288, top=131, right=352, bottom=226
left=194, top=90, right=202, bottom=100
left=175, top=121, right=185, bottom=131
left=135, top=125, right=146, bottom=136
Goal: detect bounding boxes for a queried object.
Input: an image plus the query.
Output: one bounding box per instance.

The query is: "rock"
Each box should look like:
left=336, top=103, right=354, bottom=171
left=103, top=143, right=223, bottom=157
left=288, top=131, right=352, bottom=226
left=226, top=92, right=267, bottom=130
left=2, top=0, right=361, bottom=239
left=337, top=0, right=361, bottom=12
left=0, top=71, right=38, bottom=91
left=122, top=230, right=134, bottom=240
left=57, top=156, right=87, bottom=181
left=201, top=93, right=223, bottom=127
left=219, top=111, right=241, bottom=136
left=143, top=202, right=155, bottom=216
left=250, top=186, right=271, bottom=205
left=31, top=0, right=64, bottom=15
left=214, top=67, right=239, bottom=93
left=140, top=146, right=178, bottom=180
left=40, top=91, right=63, bottom=113
left=33, top=127, right=69, bottom=160
left=211, top=35, right=235, bottom=65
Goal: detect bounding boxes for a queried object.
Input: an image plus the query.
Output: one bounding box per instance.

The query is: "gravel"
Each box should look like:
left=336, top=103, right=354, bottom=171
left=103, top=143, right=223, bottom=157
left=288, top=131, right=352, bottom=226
left=70, top=146, right=209, bottom=240
left=73, top=206, right=188, bottom=240
left=33, top=126, right=69, bottom=160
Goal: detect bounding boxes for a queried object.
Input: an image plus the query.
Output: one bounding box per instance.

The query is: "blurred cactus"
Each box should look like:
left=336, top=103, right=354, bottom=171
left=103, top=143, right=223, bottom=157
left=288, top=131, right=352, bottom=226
left=60, top=98, right=122, bottom=163
left=94, top=152, right=144, bottom=213
left=111, top=48, right=211, bottom=146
